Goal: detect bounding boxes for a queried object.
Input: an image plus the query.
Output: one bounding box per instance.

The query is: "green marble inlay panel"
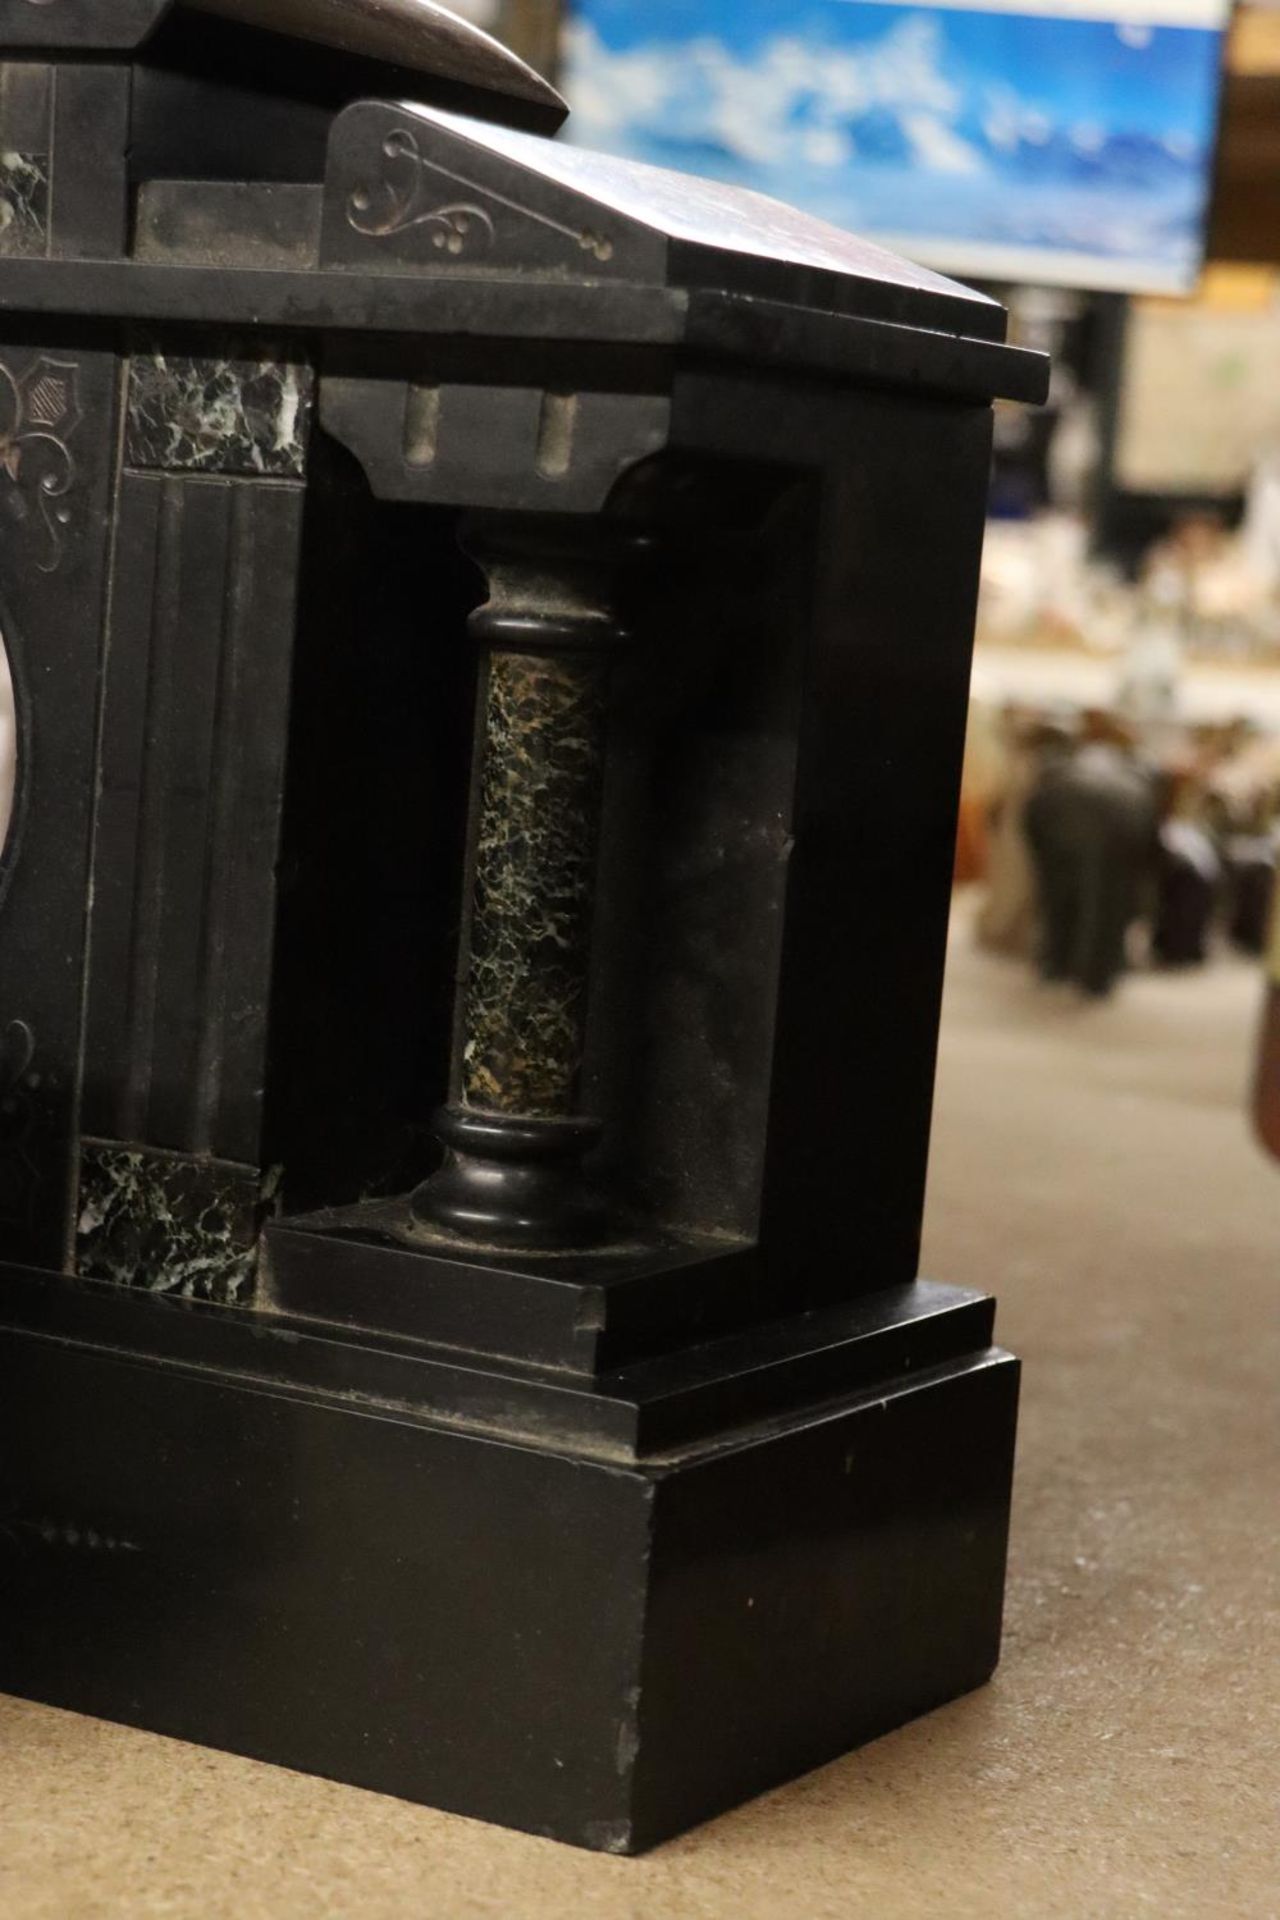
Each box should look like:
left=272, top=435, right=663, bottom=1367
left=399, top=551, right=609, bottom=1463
left=0, top=153, right=48, bottom=257
left=463, top=649, right=609, bottom=1117
left=76, top=1141, right=275, bottom=1304
left=124, top=354, right=314, bottom=478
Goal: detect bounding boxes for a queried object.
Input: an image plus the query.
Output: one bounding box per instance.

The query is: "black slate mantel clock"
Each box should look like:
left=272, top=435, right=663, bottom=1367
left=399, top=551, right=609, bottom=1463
left=0, top=0, right=1047, bottom=1855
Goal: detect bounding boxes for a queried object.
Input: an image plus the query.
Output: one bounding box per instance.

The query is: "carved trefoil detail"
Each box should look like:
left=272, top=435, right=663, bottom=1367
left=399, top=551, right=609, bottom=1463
left=347, top=127, right=615, bottom=263
left=0, top=354, right=82, bottom=573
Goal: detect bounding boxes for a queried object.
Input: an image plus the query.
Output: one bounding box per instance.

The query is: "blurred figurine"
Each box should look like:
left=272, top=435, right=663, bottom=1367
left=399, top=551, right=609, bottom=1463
left=1208, top=730, right=1280, bottom=957
left=1153, top=818, right=1221, bottom=967
left=1024, top=736, right=1157, bottom=997
left=1115, top=553, right=1183, bottom=738
left=977, top=707, right=1071, bottom=958
left=1253, top=886, right=1280, bottom=1163
left=1150, top=759, right=1220, bottom=968
left=955, top=699, right=1005, bottom=885
left=1222, top=833, right=1277, bottom=956
left=1239, top=445, right=1280, bottom=599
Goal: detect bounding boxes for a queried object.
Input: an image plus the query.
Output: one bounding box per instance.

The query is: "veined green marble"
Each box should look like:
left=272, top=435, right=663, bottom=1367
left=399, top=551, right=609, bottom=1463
left=0, top=153, right=47, bottom=258
left=76, top=1142, right=273, bottom=1304
left=125, top=353, right=313, bottom=478
left=462, top=649, right=609, bottom=1117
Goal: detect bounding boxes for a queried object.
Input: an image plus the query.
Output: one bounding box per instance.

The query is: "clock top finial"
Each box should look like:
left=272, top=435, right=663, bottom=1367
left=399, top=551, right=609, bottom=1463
left=182, top=0, right=567, bottom=122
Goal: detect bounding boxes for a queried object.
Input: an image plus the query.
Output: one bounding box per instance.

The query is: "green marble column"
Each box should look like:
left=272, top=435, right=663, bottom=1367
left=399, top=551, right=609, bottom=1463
left=414, top=514, right=632, bottom=1249
left=462, top=645, right=610, bottom=1118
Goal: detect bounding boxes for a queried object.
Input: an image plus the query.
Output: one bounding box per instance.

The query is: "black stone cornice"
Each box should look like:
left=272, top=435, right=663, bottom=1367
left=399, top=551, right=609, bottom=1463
left=685, top=292, right=1051, bottom=407
left=0, top=261, right=1049, bottom=405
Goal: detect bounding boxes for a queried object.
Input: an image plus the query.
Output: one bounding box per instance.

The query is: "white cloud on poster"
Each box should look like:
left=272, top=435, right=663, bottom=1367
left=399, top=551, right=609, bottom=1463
left=901, top=110, right=985, bottom=172
left=565, top=15, right=976, bottom=173
left=561, top=8, right=1214, bottom=287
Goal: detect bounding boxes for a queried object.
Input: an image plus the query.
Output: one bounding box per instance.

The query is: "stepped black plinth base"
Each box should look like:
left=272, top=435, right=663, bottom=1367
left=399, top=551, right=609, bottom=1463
left=0, top=1267, right=1018, bottom=1854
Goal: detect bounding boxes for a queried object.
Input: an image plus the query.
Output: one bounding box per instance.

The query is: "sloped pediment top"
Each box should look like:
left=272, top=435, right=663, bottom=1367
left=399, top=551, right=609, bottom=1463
left=325, top=99, right=1005, bottom=345
left=325, top=99, right=667, bottom=284
left=0, top=0, right=173, bottom=50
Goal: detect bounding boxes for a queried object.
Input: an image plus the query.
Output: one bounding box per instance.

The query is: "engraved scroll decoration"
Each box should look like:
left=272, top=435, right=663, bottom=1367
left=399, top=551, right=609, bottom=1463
left=0, top=355, right=82, bottom=574
left=348, top=128, right=615, bottom=264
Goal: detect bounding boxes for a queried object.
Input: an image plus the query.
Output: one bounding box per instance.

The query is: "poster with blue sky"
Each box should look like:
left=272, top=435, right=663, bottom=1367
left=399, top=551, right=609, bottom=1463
left=563, top=0, right=1228, bottom=293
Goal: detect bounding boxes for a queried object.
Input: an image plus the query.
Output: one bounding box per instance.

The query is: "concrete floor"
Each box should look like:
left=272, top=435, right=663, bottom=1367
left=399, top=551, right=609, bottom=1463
left=3, top=912, right=1278, bottom=1918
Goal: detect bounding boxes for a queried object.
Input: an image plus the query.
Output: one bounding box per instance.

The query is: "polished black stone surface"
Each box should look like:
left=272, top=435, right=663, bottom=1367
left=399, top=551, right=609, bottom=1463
left=0, top=0, right=1043, bottom=1853
left=80, top=461, right=306, bottom=1178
